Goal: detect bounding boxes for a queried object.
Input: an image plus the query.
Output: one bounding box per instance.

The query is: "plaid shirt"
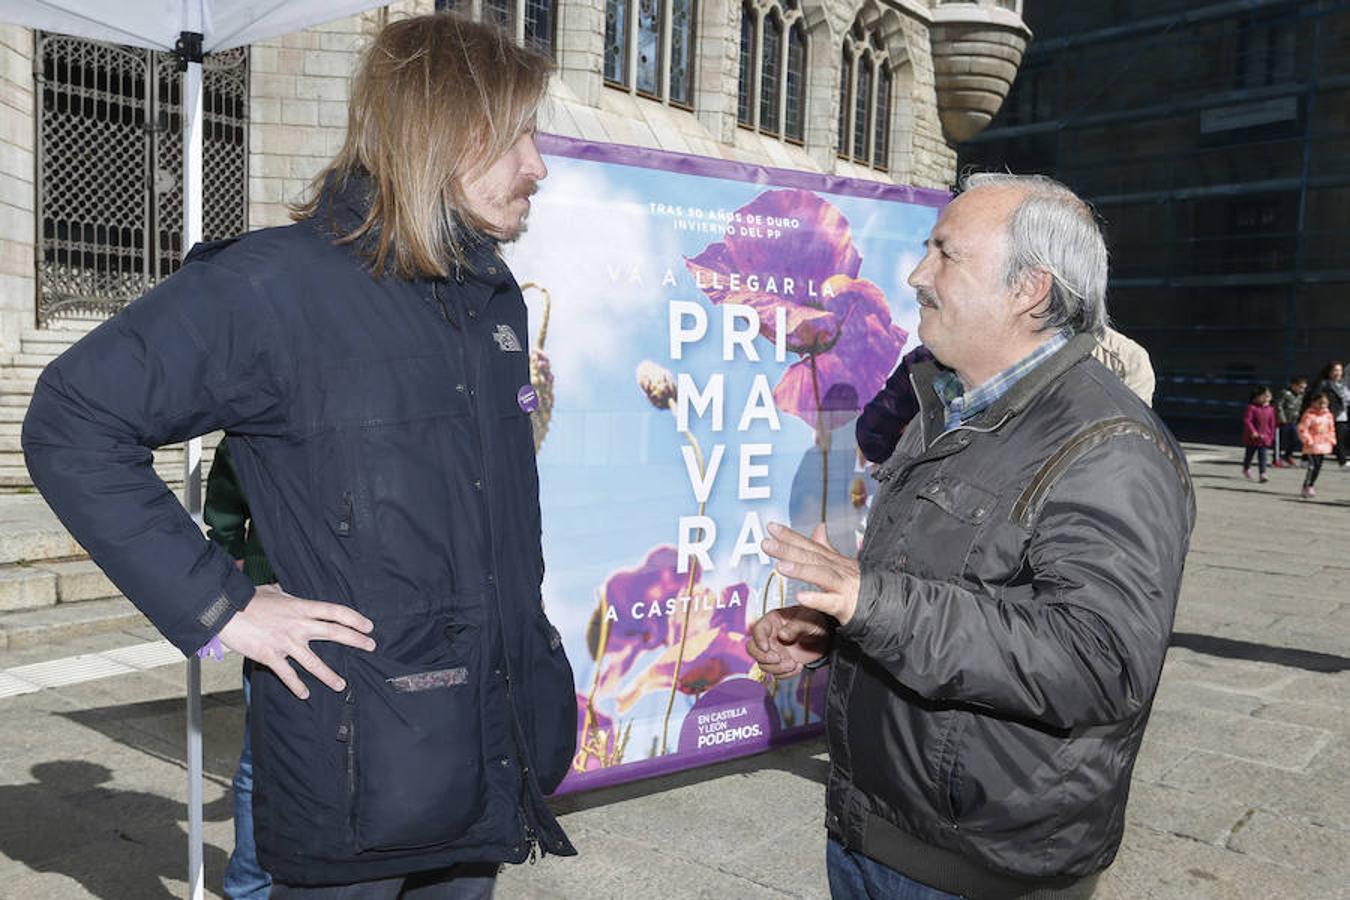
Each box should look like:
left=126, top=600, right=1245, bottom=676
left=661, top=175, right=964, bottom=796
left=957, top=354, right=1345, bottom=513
left=933, top=330, right=1071, bottom=432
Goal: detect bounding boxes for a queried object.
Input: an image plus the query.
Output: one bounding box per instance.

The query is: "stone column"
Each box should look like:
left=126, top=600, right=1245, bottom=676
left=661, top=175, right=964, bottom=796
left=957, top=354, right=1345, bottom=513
left=902, top=14, right=956, bottom=190
left=0, top=26, right=34, bottom=352
left=693, top=0, right=739, bottom=145
left=556, top=0, right=605, bottom=107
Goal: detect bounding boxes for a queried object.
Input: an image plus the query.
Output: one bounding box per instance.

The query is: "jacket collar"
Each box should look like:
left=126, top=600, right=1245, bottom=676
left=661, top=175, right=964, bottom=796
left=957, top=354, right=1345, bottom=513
left=911, top=332, right=1099, bottom=438
left=308, top=171, right=511, bottom=290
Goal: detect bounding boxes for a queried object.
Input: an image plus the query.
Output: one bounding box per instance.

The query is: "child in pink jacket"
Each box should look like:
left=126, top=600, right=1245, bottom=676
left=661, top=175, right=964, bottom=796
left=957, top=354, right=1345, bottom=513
left=1241, top=385, right=1277, bottom=482
left=1298, top=393, right=1337, bottom=498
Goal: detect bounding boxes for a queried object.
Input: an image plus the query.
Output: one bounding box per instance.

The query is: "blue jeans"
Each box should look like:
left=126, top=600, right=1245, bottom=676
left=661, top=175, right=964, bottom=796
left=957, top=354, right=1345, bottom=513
left=224, top=662, right=272, bottom=900
left=827, top=839, right=963, bottom=900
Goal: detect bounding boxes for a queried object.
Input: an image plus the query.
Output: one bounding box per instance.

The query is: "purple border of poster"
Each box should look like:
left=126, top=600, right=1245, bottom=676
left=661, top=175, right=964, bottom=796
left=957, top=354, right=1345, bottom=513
left=537, top=133, right=952, bottom=209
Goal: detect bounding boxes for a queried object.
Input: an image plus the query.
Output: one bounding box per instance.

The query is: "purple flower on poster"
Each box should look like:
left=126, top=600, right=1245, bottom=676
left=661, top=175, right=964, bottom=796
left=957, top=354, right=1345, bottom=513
left=772, top=275, right=907, bottom=433
left=591, top=546, right=686, bottom=678
left=607, top=579, right=753, bottom=713
left=684, top=189, right=907, bottom=432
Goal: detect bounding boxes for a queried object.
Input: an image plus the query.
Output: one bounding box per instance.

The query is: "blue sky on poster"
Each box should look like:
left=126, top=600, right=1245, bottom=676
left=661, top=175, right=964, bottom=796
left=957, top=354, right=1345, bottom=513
left=503, top=155, right=941, bottom=746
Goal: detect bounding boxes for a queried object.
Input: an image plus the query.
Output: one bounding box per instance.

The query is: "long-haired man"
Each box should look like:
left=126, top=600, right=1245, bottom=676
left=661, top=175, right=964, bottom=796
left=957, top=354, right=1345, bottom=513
left=24, top=14, right=576, bottom=897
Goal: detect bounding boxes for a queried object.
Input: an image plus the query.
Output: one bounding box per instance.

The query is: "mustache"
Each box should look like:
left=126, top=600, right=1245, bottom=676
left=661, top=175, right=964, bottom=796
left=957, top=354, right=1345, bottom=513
left=515, top=182, right=539, bottom=202
left=915, top=288, right=939, bottom=309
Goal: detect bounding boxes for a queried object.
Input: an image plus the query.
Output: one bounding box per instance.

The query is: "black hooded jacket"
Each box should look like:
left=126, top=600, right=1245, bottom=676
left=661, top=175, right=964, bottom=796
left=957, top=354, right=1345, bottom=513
left=23, top=178, right=577, bottom=885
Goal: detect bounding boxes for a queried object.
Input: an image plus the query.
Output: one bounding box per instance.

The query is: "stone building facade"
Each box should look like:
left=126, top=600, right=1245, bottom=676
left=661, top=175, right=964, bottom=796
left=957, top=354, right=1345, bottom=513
left=0, top=0, right=1028, bottom=352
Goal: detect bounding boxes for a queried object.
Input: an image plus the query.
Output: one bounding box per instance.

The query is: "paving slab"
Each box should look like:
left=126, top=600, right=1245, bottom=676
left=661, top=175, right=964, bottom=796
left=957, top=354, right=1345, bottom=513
left=1097, top=823, right=1344, bottom=900
left=1122, top=780, right=1251, bottom=845
left=1265, top=669, right=1350, bottom=709
left=1161, top=751, right=1350, bottom=828
left=1225, top=809, right=1350, bottom=879
left=1251, top=699, right=1345, bottom=730
left=1129, top=737, right=1194, bottom=784
left=1151, top=678, right=1265, bottom=716
left=1144, top=705, right=1332, bottom=770
left=498, top=819, right=800, bottom=900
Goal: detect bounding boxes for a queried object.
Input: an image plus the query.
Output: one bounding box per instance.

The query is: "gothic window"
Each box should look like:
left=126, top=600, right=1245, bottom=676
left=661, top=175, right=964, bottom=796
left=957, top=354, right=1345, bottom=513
left=759, top=11, right=782, bottom=133
left=435, top=0, right=555, bottom=53
left=605, top=0, right=627, bottom=82
left=738, top=3, right=754, bottom=124
left=605, top=0, right=697, bottom=106
left=838, top=18, right=891, bottom=171
left=737, top=0, right=806, bottom=142
left=34, top=33, right=248, bottom=325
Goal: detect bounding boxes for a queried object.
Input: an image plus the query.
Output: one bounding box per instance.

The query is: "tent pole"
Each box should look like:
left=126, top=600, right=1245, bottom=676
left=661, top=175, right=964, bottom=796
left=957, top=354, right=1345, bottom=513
left=180, top=19, right=206, bottom=898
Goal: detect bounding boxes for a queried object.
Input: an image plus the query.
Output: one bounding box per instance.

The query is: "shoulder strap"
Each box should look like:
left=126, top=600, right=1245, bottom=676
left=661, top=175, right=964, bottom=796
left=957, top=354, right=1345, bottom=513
left=1010, top=416, right=1190, bottom=529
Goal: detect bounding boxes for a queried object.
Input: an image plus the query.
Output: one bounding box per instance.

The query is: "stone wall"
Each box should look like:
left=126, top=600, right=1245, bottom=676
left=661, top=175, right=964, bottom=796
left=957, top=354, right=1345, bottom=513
left=0, top=26, right=33, bottom=352
left=899, top=13, right=957, bottom=189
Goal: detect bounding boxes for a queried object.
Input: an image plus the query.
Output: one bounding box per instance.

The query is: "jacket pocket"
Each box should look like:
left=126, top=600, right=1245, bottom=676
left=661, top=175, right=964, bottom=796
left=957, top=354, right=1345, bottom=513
left=526, top=611, right=577, bottom=794
left=909, top=475, right=998, bottom=576
left=341, top=631, right=486, bottom=852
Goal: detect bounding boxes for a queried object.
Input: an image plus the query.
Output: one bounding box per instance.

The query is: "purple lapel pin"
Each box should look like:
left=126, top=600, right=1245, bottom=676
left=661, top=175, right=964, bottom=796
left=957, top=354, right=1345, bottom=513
left=517, top=384, right=539, bottom=414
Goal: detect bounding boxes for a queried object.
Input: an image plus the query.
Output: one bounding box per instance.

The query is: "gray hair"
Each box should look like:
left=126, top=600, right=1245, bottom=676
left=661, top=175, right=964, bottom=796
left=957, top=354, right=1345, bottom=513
left=961, top=172, right=1109, bottom=337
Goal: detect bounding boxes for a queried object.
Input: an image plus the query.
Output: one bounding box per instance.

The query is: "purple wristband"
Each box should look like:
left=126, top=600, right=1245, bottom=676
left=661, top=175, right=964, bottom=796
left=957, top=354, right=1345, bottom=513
left=195, top=635, right=225, bottom=661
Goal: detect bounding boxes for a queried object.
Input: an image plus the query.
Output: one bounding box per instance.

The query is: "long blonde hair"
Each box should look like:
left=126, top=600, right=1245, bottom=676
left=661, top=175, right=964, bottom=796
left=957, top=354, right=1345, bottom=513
left=292, top=13, right=553, bottom=279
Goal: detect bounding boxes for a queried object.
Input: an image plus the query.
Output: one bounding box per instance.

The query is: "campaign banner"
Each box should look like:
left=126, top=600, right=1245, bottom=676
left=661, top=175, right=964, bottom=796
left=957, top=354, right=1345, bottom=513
left=506, top=135, right=946, bottom=791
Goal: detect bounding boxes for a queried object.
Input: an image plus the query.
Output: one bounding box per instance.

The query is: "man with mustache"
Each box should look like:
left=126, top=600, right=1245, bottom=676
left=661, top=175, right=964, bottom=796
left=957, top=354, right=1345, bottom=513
left=23, top=13, right=576, bottom=898
left=751, top=174, right=1195, bottom=899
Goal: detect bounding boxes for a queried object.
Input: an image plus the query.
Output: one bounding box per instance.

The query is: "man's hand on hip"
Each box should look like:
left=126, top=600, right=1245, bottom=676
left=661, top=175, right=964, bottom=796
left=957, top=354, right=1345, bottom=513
left=217, top=584, right=376, bottom=700
left=762, top=521, right=862, bottom=626
left=746, top=606, right=832, bottom=677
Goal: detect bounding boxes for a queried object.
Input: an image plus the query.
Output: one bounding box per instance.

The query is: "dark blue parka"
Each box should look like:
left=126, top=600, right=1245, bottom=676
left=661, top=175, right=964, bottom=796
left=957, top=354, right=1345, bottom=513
left=22, top=179, right=577, bottom=885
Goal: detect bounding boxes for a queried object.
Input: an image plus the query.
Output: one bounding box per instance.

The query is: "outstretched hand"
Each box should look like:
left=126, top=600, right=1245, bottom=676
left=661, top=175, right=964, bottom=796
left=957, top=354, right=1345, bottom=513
left=217, top=584, right=376, bottom=699
left=761, top=521, right=861, bottom=626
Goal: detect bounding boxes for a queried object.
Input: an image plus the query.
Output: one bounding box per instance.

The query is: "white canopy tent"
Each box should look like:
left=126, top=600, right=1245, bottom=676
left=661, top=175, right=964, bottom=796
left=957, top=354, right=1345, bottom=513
left=0, top=2, right=389, bottom=896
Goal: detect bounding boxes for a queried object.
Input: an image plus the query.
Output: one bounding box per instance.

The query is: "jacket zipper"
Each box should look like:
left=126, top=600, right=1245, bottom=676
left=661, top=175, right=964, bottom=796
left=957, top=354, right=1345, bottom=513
left=336, top=491, right=353, bottom=537
left=433, top=275, right=541, bottom=863
left=337, top=686, right=357, bottom=834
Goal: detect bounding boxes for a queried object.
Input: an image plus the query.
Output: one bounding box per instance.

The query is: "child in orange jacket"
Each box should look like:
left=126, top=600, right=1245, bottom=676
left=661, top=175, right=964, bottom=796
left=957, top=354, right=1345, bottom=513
left=1298, top=393, right=1337, bottom=499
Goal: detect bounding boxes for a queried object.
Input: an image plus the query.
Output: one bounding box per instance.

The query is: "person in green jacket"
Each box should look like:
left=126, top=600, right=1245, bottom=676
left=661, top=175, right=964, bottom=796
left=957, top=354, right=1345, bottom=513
left=204, top=439, right=273, bottom=900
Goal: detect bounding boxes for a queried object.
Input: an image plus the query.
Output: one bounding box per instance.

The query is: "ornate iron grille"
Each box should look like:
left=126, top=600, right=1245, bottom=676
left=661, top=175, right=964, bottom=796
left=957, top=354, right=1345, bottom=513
left=35, top=34, right=248, bottom=326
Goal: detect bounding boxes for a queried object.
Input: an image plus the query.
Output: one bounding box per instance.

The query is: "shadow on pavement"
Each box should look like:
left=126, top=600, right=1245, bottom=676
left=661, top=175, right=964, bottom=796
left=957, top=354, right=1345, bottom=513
left=0, top=760, right=231, bottom=899
left=61, top=690, right=245, bottom=784
left=1170, top=632, right=1350, bottom=673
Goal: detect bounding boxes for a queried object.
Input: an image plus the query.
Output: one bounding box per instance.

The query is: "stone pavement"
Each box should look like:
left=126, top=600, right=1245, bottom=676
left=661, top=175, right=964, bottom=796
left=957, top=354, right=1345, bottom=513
left=0, top=444, right=1344, bottom=899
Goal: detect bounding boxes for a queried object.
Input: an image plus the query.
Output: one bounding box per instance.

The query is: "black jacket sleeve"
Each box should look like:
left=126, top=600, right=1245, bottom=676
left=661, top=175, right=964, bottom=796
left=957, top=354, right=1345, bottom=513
left=22, top=256, right=289, bottom=655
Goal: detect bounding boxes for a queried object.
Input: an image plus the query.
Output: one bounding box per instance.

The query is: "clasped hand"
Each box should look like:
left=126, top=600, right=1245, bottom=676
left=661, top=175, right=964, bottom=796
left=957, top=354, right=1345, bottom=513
left=745, top=522, right=861, bottom=677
